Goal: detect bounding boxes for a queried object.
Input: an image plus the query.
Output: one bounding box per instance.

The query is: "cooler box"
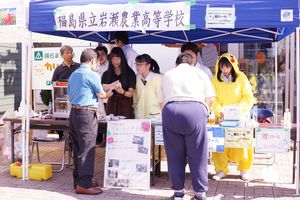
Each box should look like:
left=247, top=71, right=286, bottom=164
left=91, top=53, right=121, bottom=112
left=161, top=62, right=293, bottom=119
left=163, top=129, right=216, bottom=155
left=10, top=162, right=52, bottom=180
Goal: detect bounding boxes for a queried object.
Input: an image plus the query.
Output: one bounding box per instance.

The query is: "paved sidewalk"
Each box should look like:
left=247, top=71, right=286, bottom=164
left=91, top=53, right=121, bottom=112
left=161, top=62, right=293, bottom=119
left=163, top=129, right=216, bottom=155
left=0, top=143, right=299, bottom=200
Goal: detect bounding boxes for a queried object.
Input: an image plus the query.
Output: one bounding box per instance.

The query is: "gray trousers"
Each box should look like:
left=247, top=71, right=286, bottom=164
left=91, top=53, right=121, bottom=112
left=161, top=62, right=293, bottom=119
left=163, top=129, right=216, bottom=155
left=162, top=101, right=208, bottom=192
left=69, top=108, right=98, bottom=188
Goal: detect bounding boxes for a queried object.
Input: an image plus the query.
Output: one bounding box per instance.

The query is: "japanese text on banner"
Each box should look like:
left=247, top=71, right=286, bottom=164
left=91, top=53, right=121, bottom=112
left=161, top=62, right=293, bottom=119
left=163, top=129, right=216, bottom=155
left=54, top=2, right=190, bottom=31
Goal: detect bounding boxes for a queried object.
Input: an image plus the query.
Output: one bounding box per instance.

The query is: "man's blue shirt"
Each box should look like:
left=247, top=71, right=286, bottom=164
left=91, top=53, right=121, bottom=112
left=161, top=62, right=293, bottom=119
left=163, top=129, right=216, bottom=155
left=68, top=64, right=103, bottom=107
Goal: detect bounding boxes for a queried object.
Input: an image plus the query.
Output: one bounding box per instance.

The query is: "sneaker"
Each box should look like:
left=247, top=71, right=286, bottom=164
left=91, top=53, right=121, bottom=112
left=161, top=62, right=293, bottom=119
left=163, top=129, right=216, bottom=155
left=240, top=170, right=251, bottom=181
left=170, top=191, right=185, bottom=200
left=212, top=171, right=226, bottom=181
left=190, top=195, right=207, bottom=200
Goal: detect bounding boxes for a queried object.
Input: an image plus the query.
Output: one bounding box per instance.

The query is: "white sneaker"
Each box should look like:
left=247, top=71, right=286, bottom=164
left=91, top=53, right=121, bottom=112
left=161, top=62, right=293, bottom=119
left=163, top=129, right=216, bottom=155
left=240, top=170, right=251, bottom=181
left=212, top=171, right=226, bottom=181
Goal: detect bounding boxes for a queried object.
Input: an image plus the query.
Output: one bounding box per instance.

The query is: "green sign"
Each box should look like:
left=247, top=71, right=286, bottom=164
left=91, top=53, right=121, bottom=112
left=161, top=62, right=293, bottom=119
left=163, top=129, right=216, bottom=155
left=34, top=51, right=43, bottom=61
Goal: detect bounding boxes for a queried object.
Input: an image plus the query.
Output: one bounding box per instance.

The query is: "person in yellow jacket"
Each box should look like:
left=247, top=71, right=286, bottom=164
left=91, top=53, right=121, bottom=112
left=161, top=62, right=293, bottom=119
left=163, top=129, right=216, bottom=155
left=133, top=54, right=163, bottom=119
left=211, top=53, right=255, bottom=181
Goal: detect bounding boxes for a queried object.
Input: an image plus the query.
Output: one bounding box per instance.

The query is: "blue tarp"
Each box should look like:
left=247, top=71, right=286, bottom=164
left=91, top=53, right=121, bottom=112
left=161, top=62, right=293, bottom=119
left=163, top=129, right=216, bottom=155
left=29, top=0, right=299, bottom=43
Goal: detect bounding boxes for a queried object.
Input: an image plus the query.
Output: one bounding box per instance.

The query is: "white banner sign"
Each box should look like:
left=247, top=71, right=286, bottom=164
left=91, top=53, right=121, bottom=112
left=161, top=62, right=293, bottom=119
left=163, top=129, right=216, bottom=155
left=255, top=128, right=290, bottom=153
left=32, top=48, right=61, bottom=90
left=32, top=47, right=88, bottom=90
left=104, top=119, right=151, bottom=190
left=205, top=7, right=235, bottom=28
left=54, top=2, right=190, bottom=31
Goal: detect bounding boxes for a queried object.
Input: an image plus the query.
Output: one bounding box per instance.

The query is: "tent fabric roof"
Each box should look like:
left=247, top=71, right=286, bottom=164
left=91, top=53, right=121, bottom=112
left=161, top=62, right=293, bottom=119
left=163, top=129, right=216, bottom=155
left=29, top=0, right=299, bottom=43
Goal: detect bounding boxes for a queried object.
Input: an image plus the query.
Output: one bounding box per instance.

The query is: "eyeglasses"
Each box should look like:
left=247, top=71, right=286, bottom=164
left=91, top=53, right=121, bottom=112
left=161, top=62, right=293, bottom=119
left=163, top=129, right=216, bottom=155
left=135, top=62, right=148, bottom=67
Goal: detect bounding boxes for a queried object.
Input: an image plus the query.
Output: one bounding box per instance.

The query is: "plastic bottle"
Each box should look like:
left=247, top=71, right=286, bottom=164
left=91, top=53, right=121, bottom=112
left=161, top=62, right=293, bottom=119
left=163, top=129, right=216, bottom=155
left=283, top=108, right=291, bottom=128
left=48, top=101, right=53, bottom=114
left=209, top=110, right=215, bottom=126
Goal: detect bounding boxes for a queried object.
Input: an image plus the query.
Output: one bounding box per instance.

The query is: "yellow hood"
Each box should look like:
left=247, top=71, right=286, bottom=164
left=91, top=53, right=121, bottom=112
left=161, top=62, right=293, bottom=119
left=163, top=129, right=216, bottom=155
left=215, top=52, right=240, bottom=75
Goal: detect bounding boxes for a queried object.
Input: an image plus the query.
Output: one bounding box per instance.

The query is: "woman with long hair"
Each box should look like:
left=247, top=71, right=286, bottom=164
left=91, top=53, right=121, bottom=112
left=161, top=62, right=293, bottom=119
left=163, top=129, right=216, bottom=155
left=101, top=47, right=136, bottom=119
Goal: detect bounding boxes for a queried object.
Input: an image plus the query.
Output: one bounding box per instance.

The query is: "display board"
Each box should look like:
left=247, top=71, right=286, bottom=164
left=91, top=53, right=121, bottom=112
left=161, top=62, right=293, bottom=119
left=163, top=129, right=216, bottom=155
left=255, top=128, right=290, bottom=153
left=104, top=119, right=151, bottom=190
left=208, top=127, right=225, bottom=152
left=224, top=127, right=254, bottom=148
left=154, top=125, right=164, bottom=145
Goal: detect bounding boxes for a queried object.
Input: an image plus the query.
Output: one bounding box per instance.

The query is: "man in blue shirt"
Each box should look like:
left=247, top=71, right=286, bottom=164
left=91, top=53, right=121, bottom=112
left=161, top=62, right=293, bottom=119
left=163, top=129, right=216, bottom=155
left=68, top=48, right=106, bottom=195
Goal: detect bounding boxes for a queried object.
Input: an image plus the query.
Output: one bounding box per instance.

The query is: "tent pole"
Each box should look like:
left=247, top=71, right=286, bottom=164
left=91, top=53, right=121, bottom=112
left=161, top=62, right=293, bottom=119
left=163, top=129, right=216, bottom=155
left=274, top=42, right=278, bottom=123
left=295, top=27, right=300, bottom=195
left=285, top=35, right=290, bottom=111
left=25, top=31, right=32, bottom=180
left=21, top=35, right=26, bottom=180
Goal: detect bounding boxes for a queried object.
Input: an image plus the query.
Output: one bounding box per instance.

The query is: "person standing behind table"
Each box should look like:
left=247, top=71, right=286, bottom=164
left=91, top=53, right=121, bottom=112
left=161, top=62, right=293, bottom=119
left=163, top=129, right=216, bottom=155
left=158, top=53, right=215, bottom=200
left=68, top=48, right=106, bottom=195
left=211, top=53, right=254, bottom=182
left=181, top=42, right=213, bottom=79
left=94, top=45, right=109, bottom=80
left=101, top=47, right=136, bottom=119
left=93, top=45, right=109, bottom=146
left=114, top=31, right=138, bottom=74
left=52, top=45, right=80, bottom=82
left=133, top=54, right=163, bottom=119
left=51, top=45, right=80, bottom=139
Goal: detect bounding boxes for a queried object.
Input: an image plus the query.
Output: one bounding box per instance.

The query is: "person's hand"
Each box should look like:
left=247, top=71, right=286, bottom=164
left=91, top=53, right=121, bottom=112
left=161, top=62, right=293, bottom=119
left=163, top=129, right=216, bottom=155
left=115, top=86, right=125, bottom=95
left=219, top=112, right=224, bottom=122
left=106, top=89, right=113, bottom=98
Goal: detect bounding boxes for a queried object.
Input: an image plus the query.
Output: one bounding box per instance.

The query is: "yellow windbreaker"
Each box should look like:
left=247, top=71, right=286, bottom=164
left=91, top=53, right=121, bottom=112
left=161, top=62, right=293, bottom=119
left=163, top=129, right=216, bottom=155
left=212, top=53, right=255, bottom=120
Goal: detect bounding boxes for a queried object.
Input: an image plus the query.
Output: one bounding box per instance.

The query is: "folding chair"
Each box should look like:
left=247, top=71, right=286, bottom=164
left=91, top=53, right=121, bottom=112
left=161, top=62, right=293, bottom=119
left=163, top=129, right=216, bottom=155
left=31, top=131, right=72, bottom=172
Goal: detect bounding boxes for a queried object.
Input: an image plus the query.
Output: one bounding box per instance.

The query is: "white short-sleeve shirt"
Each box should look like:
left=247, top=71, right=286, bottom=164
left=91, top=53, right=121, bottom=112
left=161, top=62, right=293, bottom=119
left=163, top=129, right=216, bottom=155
left=158, top=63, right=215, bottom=109
left=122, top=44, right=138, bottom=74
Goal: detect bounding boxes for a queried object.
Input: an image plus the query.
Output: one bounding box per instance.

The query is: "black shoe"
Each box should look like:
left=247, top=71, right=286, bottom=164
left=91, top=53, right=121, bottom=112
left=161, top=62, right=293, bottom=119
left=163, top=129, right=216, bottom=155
left=190, top=195, right=207, bottom=200
left=170, top=191, right=185, bottom=200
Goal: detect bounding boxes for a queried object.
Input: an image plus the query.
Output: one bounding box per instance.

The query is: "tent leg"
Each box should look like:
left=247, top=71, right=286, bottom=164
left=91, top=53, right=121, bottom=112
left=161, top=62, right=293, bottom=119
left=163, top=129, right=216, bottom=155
left=295, top=27, right=300, bottom=195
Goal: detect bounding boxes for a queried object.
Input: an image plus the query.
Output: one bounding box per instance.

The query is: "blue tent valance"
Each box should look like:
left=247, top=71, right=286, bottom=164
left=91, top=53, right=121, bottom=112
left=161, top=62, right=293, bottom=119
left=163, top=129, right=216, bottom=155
left=29, top=0, right=299, bottom=43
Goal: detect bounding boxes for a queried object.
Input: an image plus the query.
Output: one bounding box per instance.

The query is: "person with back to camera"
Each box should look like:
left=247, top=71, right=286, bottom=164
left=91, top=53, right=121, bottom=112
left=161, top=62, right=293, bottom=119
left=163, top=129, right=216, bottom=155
left=211, top=53, right=254, bottom=182
left=68, top=48, right=106, bottom=195
left=158, top=53, right=215, bottom=200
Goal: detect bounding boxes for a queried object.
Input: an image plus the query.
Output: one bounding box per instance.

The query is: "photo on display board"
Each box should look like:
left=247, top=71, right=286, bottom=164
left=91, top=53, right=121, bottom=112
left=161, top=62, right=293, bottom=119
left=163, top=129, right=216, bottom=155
left=132, top=135, right=144, bottom=145
left=136, top=164, right=148, bottom=173
left=108, top=170, right=119, bottom=178
left=108, top=159, right=120, bottom=168
left=106, top=179, right=129, bottom=187
left=137, top=145, right=148, bottom=154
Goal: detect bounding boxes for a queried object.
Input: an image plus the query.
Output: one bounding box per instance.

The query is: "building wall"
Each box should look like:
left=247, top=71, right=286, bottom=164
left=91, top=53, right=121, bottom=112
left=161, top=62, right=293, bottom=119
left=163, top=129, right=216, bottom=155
left=0, top=43, right=21, bottom=114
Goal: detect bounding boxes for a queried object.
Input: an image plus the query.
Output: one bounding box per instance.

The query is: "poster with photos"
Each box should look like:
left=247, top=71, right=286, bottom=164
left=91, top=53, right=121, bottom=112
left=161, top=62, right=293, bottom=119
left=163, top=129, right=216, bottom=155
left=104, top=119, right=151, bottom=190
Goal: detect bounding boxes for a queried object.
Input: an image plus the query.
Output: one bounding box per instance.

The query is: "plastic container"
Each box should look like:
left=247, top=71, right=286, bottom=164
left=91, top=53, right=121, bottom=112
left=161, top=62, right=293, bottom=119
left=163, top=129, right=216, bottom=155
left=283, top=108, right=291, bottom=128
left=10, top=162, right=52, bottom=180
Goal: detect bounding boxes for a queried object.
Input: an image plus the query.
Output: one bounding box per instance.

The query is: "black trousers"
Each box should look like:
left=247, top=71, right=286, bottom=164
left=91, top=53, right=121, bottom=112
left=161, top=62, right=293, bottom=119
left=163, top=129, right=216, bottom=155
left=69, top=108, right=98, bottom=188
